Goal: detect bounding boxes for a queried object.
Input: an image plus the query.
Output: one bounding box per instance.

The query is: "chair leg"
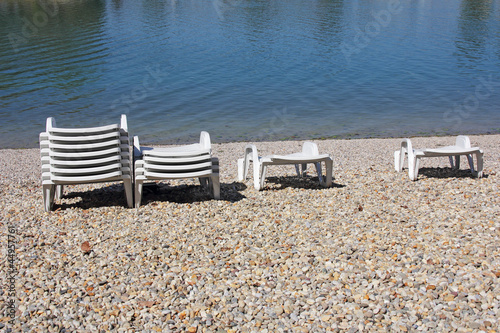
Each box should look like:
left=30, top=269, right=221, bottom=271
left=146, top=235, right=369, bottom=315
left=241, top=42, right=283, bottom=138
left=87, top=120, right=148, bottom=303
left=448, top=156, right=455, bottom=168
left=199, top=177, right=209, bottom=188
left=394, top=150, right=405, bottom=172
left=455, top=155, right=460, bottom=169
left=315, top=162, right=324, bottom=186
left=237, top=157, right=251, bottom=181
left=123, top=178, right=133, bottom=208
left=254, top=162, right=262, bottom=191
left=294, top=164, right=300, bottom=177
left=466, top=154, right=475, bottom=174
left=135, top=180, right=143, bottom=209
left=43, top=184, right=55, bottom=212
left=476, top=152, right=483, bottom=178
left=210, top=174, right=220, bottom=199
left=324, top=159, right=333, bottom=187
left=55, top=185, right=63, bottom=200
left=394, top=151, right=400, bottom=171
left=409, top=156, right=420, bottom=181
left=301, top=163, right=307, bottom=177
left=238, top=148, right=253, bottom=181
left=237, top=158, right=244, bottom=181
left=258, top=164, right=267, bottom=190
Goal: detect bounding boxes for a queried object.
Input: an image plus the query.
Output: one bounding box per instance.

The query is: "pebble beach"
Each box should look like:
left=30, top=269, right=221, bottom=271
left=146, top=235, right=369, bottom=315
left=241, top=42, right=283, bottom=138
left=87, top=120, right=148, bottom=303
left=1, top=135, right=499, bottom=332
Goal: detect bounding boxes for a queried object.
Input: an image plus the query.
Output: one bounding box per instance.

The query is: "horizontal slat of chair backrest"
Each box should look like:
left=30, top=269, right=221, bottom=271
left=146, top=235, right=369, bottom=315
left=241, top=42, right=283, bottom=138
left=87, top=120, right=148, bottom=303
left=49, top=157, right=122, bottom=169
left=144, top=160, right=213, bottom=172
left=49, top=155, right=122, bottom=166
left=49, top=146, right=123, bottom=159
left=49, top=170, right=124, bottom=182
left=51, top=163, right=122, bottom=174
left=48, top=131, right=120, bottom=143
left=143, top=148, right=211, bottom=158
left=50, top=157, right=122, bottom=174
left=48, top=139, right=122, bottom=151
left=48, top=123, right=119, bottom=135
left=144, top=169, right=214, bottom=179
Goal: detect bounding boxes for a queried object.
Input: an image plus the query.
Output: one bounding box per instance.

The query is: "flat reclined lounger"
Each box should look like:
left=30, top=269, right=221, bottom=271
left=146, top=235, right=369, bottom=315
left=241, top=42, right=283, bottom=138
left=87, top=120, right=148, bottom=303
left=394, top=135, right=484, bottom=181
left=238, top=142, right=333, bottom=190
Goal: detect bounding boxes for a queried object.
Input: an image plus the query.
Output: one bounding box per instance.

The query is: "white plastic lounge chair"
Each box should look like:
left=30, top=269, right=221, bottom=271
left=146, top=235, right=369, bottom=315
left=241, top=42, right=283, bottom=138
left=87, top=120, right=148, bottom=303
left=394, top=135, right=484, bottom=181
left=134, top=131, right=220, bottom=208
left=237, top=142, right=333, bottom=190
left=39, top=115, right=133, bottom=211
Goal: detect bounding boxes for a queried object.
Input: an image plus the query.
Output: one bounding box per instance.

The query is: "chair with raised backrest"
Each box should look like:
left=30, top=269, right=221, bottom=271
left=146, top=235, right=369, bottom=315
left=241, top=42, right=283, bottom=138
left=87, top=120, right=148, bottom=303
left=39, top=115, right=133, bottom=211
left=237, top=142, right=333, bottom=190
left=133, top=131, right=220, bottom=208
left=394, top=135, right=484, bottom=181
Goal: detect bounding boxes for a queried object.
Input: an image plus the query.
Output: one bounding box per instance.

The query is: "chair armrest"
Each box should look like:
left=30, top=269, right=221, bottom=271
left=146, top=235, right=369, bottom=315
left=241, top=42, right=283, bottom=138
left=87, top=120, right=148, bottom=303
left=133, top=136, right=142, bottom=158
left=121, top=114, right=128, bottom=132
left=46, top=117, right=56, bottom=131
left=200, top=131, right=212, bottom=150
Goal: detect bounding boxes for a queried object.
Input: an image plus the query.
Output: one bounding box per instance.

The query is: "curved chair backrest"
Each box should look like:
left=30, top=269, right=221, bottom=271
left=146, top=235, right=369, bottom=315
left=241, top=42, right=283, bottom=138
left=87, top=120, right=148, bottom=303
left=400, top=138, right=413, bottom=154
left=302, top=142, right=319, bottom=156
left=456, top=135, right=471, bottom=149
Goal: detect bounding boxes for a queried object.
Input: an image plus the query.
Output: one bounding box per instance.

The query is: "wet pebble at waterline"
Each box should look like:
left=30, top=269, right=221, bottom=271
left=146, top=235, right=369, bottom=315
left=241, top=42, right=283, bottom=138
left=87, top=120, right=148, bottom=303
left=0, top=135, right=499, bottom=332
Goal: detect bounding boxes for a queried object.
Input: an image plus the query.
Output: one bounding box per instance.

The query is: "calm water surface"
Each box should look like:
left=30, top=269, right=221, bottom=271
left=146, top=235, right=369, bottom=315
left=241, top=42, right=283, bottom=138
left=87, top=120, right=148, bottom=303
left=1, top=0, right=500, bottom=148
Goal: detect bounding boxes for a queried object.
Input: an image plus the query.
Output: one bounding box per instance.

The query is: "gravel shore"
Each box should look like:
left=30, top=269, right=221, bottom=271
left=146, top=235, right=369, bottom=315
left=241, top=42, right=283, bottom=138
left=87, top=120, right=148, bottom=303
left=1, top=135, right=499, bottom=332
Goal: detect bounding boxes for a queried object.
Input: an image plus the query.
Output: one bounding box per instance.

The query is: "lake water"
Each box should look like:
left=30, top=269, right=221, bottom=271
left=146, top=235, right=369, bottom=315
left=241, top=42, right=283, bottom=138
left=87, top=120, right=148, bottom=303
left=1, top=0, right=500, bottom=148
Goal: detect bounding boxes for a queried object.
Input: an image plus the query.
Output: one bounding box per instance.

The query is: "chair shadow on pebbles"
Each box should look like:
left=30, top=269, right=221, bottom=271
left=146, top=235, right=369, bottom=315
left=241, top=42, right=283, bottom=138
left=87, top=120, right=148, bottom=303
left=417, top=167, right=488, bottom=180
left=261, top=175, right=345, bottom=191
left=51, top=183, right=133, bottom=210
left=137, top=181, right=247, bottom=205
left=53, top=181, right=247, bottom=210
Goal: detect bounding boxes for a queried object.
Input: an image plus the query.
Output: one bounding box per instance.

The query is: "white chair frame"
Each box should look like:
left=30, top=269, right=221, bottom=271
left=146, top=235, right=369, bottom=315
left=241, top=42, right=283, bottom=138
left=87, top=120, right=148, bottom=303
left=394, top=135, right=484, bottom=181
left=40, top=115, right=133, bottom=211
left=134, top=131, right=220, bottom=208
left=237, top=142, right=333, bottom=190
